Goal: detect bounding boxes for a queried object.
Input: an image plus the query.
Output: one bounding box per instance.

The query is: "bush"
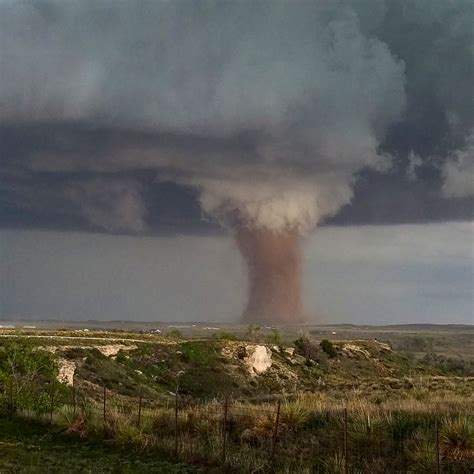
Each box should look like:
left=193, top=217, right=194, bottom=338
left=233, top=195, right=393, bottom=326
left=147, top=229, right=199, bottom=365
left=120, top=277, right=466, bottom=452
left=294, top=336, right=320, bottom=360
left=421, top=353, right=474, bottom=376
left=0, top=340, right=56, bottom=383
left=320, top=340, right=337, bottom=359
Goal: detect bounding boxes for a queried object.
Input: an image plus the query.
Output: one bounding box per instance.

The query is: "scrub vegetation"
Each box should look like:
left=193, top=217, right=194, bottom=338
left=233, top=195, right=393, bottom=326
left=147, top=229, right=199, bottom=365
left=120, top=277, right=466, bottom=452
left=0, top=325, right=472, bottom=472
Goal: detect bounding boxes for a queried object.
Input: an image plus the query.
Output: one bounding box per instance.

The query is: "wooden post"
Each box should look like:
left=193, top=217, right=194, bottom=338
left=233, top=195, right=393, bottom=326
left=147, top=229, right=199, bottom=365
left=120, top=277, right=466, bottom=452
left=103, top=385, right=107, bottom=429
left=8, top=377, right=13, bottom=415
left=174, top=389, right=179, bottom=456
left=222, top=395, right=229, bottom=464
left=49, top=379, right=55, bottom=425
left=72, top=375, right=76, bottom=415
left=344, top=408, right=348, bottom=474
left=271, top=400, right=281, bottom=468
left=137, top=388, right=143, bottom=427
left=436, top=419, right=441, bottom=474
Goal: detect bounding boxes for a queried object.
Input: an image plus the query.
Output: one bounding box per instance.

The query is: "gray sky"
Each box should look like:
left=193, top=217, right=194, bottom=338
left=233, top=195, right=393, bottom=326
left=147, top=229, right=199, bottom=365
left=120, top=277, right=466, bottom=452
left=1, top=223, right=472, bottom=324
left=0, top=1, right=473, bottom=325
left=1, top=0, right=473, bottom=233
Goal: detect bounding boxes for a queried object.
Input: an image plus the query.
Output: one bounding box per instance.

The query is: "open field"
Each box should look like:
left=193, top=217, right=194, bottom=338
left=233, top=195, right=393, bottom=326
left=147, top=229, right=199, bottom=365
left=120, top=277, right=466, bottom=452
left=0, top=417, right=199, bottom=473
left=1, top=321, right=472, bottom=350
left=0, top=324, right=472, bottom=472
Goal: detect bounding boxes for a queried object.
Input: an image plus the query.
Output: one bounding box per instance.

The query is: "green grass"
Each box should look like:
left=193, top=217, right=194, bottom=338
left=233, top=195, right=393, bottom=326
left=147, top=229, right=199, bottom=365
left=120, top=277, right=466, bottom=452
left=0, top=417, right=199, bottom=473
left=112, top=340, right=237, bottom=399
left=77, top=348, right=151, bottom=398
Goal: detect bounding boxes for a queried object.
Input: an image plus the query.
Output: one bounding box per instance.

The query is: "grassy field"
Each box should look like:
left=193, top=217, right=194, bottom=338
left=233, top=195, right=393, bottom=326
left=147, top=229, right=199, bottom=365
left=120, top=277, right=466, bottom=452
left=0, top=324, right=472, bottom=472
left=0, top=417, right=199, bottom=473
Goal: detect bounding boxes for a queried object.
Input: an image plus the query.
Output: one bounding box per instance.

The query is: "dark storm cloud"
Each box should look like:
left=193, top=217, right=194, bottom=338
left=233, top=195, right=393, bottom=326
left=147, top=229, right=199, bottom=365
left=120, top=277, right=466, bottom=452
left=0, top=0, right=472, bottom=234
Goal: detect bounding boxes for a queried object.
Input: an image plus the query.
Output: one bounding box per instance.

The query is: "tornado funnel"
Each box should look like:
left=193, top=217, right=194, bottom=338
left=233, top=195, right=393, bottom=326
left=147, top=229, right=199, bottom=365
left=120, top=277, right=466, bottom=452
left=235, top=224, right=307, bottom=324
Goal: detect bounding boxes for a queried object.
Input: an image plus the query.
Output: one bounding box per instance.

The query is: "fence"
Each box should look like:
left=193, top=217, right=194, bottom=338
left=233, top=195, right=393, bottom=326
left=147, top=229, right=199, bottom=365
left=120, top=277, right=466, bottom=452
left=0, top=376, right=472, bottom=473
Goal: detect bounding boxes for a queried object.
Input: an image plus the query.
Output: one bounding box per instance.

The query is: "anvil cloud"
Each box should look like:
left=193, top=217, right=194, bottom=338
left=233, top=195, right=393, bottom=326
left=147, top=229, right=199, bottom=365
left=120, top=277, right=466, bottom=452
left=0, top=0, right=472, bottom=234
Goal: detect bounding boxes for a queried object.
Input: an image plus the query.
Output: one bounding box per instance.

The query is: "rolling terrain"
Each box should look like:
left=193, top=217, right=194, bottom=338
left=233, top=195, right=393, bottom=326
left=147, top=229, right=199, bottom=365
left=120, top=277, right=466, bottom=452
left=0, top=324, right=472, bottom=472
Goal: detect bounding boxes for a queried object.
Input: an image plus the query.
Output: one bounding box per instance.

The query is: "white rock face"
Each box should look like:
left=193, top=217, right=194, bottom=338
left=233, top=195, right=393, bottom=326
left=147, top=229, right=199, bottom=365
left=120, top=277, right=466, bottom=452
left=96, top=344, right=137, bottom=357
left=244, top=345, right=272, bottom=376
left=37, top=344, right=137, bottom=357
left=342, top=344, right=371, bottom=359
left=373, top=340, right=392, bottom=352
left=284, top=347, right=295, bottom=356
left=57, top=358, right=76, bottom=386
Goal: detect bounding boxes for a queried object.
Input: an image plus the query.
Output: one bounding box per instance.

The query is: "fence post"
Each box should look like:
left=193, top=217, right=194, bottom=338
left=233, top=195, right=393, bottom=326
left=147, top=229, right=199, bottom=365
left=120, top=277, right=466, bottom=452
left=49, top=379, right=55, bottom=425
left=435, top=418, right=441, bottom=474
left=222, top=395, right=229, bottom=464
left=103, top=385, right=107, bottom=429
left=8, top=377, right=13, bottom=415
left=137, top=388, right=143, bottom=427
left=174, top=389, right=179, bottom=456
left=270, top=400, right=281, bottom=469
left=72, top=375, right=76, bottom=415
left=344, top=408, right=348, bottom=474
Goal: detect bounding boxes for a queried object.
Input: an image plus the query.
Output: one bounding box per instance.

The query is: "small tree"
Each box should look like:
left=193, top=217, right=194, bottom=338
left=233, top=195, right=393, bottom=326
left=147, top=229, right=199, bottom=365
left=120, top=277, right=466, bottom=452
left=320, top=339, right=337, bottom=358
left=294, top=336, right=319, bottom=360
left=0, top=340, right=58, bottom=414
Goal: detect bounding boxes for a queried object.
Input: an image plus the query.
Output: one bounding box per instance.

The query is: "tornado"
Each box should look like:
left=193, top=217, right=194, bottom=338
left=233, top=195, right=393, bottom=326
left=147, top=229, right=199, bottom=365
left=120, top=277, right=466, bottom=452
left=235, top=224, right=307, bottom=324
left=0, top=1, right=424, bottom=326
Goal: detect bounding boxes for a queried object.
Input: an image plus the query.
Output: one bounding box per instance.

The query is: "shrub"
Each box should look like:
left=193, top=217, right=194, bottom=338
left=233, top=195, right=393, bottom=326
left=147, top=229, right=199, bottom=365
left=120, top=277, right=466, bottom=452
left=421, top=353, right=474, bottom=376
left=0, top=340, right=56, bottom=382
left=320, top=340, right=337, bottom=359
left=294, top=336, right=320, bottom=360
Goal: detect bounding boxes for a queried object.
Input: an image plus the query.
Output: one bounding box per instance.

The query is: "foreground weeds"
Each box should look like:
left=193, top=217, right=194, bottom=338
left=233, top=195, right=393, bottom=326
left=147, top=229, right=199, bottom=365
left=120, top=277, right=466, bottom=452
left=6, top=395, right=471, bottom=473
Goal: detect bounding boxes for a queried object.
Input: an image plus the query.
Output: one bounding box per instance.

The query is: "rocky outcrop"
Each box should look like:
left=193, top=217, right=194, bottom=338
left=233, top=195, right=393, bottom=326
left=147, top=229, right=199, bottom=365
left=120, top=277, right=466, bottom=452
left=38, top=344, right=137, bottom=358
left=57, top=358, right=76, bottom=386
left=244, top=345, right=272, bottom=376
left=221, top=343, right=273, bottom=376
left=342, top=344, right=371, bottom=359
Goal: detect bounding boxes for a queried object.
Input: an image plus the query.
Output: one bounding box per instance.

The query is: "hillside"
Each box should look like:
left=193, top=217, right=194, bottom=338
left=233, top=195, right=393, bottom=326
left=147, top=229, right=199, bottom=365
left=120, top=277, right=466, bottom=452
left=1, top=330, right=472, bottom=402
left=1, top=329, right=473, bottom=473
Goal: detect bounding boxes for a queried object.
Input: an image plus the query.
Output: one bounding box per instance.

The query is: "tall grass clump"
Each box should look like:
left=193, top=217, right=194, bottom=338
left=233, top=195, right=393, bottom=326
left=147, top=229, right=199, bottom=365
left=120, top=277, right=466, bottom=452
left=410, top=436, right=436, bottom=471
left=385, top=411, right=422, bottom=443
left=350, top=412, right=384, bottom=447
left=281, top=401, right=309, bottom=432
left=440, top=416, right=474, bottom=463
